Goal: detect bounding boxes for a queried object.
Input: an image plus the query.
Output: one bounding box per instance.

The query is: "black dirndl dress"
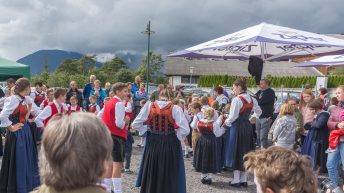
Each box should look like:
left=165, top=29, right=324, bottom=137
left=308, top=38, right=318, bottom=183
left=194, top=135, right=217, bottom=173
left=215, top=136, right=224, bottom=172
left=0, top=99, right=40, bottom=193
left=193, top=121, right=218, bottom=173
left=223, top=96, right=255, bottom=171
left=136, top=103, right=186, bottom=193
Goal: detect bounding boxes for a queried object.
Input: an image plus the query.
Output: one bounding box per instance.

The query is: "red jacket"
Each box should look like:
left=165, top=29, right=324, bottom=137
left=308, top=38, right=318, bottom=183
left=102, top=97, right=127, bottom=139
left=44, top=102, right=64, bottom=127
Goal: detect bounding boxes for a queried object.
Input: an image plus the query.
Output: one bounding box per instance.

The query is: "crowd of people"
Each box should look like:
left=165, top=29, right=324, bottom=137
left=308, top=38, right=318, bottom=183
left=0, top=74, right=343, bottom=193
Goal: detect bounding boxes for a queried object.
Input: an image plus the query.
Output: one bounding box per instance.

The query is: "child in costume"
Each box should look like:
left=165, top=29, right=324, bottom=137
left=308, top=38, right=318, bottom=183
left=194, top=107, right=225, bottom=185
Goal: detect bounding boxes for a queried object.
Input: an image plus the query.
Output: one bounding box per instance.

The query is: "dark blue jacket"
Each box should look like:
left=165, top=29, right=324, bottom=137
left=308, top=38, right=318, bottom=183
left=256, top=88, right=275, bottom=119
left=83, top=83, right=93, bottom=99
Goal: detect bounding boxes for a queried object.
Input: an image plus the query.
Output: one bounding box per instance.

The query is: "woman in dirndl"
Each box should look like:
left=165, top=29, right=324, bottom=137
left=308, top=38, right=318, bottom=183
left=0, top=78, right=40, bottom=193
left=132, top=89, right=190, bottom=193
left=222, top=79, right=261, bottom=188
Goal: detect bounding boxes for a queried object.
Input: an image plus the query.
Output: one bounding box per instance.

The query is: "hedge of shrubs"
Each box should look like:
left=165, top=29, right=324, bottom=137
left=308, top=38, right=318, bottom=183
left=198, top=75, right=344, bottom=88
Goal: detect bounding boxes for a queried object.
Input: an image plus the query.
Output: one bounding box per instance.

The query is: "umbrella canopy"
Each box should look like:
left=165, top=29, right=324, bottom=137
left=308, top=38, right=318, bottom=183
left=0, top=57, right=31, bottom=81
left=169, top=23, right=344, bottom=61
left=295, top=55, right=344, bottom=67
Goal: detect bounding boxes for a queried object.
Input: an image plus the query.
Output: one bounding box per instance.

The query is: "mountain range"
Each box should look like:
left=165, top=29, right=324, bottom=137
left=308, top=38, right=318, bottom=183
left=17, top=49, right=144, bottom=74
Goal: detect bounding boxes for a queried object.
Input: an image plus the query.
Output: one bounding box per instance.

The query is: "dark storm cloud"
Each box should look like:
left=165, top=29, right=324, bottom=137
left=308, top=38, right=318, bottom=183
left=0, top=0, right=343, bottom=60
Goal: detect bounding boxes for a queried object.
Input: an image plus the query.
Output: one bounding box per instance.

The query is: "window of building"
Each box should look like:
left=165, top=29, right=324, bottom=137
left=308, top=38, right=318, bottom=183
left=181, top=76, right=198, bottom=84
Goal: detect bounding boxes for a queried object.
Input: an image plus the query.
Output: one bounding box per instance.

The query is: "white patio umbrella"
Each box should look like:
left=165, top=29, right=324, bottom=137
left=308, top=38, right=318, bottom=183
left=168, top=23, right=344, bottom=61
left=295, top=54, right=344, bottom=67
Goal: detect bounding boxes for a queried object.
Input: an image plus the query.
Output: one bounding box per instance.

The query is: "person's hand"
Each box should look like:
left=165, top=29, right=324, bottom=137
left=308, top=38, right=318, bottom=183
left=8, top=123, right=24, bottom=132
left=338, top=122, right=344, bottom=130
left=130, top=127, right=136, bottom=133
left=124, top=116, right=130, bottom=124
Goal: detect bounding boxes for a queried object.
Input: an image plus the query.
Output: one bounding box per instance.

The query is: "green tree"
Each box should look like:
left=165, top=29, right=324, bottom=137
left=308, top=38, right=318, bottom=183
left=114, top=68, right=134, bottom=83
left=138, top=51, right=165, bottom=83
left=57, top=59, right=83, bottom=75
left=80, top=55, right=97, bottom=75
left=47, top=72, right=71, bottom=87
left=100, top=56, right=127, bottom=75
left=41, top=62, right=50, bottom=84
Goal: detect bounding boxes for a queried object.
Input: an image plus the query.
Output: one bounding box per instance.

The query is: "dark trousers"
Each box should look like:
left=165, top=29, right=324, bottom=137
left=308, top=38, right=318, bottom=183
left=125, top=131, right=134, bottom=169
left=251, top=123, right=257, bottom=146
left=135, top=106, right=141, bottom=117
left=187, top=127, right=192, bottom=148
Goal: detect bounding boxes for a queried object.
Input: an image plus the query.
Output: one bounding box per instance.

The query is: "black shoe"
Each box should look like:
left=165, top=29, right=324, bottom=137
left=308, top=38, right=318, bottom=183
left=206, top=179, right=212, bottom=185
left=201, top=177, right=207, bottom=184
left=240, top=182, right=248, bottom=187
left=184, top=153, right=190, bottom=158
left=229, top=182, right=241, bottom=188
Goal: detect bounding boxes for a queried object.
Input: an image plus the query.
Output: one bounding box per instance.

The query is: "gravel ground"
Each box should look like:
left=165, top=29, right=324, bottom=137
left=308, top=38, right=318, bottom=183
left=122, top=136, right=256, bottom=193
left=1, top=137, right=325, bottom=193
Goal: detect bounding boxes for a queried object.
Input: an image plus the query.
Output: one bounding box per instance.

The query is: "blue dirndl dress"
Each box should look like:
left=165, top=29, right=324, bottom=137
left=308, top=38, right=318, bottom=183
left=0, top=98, right=40, bottom=193
left=223, top=96, right=255, bottom=171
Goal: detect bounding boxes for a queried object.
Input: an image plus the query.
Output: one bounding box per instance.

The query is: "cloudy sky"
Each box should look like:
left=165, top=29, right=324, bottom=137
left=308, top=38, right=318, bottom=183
left=0, top=0, right=343, bottom=61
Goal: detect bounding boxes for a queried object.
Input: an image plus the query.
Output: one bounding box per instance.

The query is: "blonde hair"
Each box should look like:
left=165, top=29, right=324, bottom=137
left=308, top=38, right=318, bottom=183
left=203, top=107, right=215, bottom=120
left=279, top=103, right=295, bottom=116
left=159, top=88, right=173, bottom=100
left=244, top=146, right=317, bottom=193
left=223, top=104, right=231, bottom=113
left=337, top=85, right=344, bottom=92
left=89, top=95, right=97, bottom=100
left=39, top=113, right=112, bottom=191
left=70, top=95, right=78, bottom=102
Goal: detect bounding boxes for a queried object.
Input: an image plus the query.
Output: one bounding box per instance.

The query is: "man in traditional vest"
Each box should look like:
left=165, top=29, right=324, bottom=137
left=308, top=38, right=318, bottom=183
left=102, top=82, right=130, bottom=193
left=35, top=88, right=66, bottom=128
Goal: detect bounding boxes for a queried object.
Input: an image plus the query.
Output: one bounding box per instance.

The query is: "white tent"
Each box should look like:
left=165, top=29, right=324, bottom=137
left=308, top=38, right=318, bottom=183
left=169, top=23, right=344, bottom=61
left=295, top=55, right=344, bottom=67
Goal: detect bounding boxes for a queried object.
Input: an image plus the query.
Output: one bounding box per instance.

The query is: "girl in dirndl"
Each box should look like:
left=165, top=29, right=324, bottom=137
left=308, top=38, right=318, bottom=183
left=132, top=89, right=189, bottom=193
left=193, top=107, right=225, bottom=185
left=222, top=79, right=261, bottom=188
left=0, top=78, right=40, bottom=193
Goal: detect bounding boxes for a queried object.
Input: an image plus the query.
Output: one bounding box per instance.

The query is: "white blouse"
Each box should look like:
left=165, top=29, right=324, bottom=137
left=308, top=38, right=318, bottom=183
left=190, top=111, right=203, bottom=130
left=97, top=108, right=104, bottom=118
left=224, top=93, right=262, bottom=127
left=198, top=118, right=225, bottom=137
left=28, top=97, right=42, bottom=116
left=34, top=100, right=64, bottom=128
left=132, top=100, right=190, bottom=141
left=125, top=102, right=133, bottom=113
left=216, top=94, right=230, bottom=105
left=0, top=95, right=32, bottom=127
